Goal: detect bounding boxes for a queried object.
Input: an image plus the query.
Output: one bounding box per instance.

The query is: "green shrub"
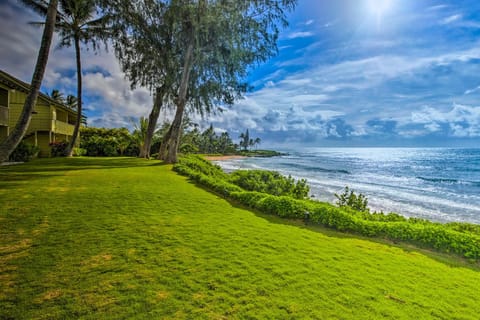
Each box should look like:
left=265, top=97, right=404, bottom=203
left=49, top=141, right=68, bottom=157
left=335, top=186, right=369, bottom=212
left=173, top=155, right=480, bottom=260
left=175, top=155, right=228, bottom=179
left=80, top=127, right=136, bottom=157
left=180, top=143, right=199, bottom=154
left=173, top=157, right=241, bottom=197
left=445, top=222, right=480, bottom=236
left=72, top=147, right=87, bottom=157
left=229, top=170, right=310, bottom=199
left=9, top=141, right=40, bottom=162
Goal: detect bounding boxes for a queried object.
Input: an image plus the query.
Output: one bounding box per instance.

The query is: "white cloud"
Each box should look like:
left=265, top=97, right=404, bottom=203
left=410, top=104, right=480, bottom=137
left=427, top=5, right=449, bottom=11
left=287, top=31, right=314, bottom=39
left=464, top=85, right=480, bottom=95
left=224, top=42, right=480, bottom=141
left=441, top=14, right=462, bottom=25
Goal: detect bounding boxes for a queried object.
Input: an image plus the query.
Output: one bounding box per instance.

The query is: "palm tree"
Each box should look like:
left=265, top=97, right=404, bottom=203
left=254, top=137, right=261, bottom=150
left=131, top=116, right=149, bottom=157
left=23, top=0, right=110, bottom=156
left=0, top=0, right=58, bottom=162
left=239, top=129, right=250, bottom=152
left=65, top=94, right=87, bottom=125
left=49, top=89, right=65, bottom=103
left=65, top=94, right=77, bottom=109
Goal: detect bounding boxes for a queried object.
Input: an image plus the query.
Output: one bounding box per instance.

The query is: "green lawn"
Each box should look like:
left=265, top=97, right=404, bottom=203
left=1, top=157, right=479, bottom=319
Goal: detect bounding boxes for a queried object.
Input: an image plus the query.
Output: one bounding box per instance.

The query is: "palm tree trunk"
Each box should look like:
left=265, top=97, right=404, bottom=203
left=65, top=35, right=82, bottom=157
left=141, top=85, right=164, bottom=158
left=0, top=0, right=58, bottom=162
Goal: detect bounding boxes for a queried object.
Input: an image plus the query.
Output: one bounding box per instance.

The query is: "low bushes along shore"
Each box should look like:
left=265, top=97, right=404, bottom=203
left=173, top=155, right=480, bottom=260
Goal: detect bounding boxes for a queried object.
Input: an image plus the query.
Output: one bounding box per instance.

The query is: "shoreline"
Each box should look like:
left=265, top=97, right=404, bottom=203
left=204, top=155, right=247, bottom=161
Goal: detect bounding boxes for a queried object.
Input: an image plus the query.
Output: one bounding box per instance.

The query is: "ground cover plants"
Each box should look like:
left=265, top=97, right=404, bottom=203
left=1, top=157, right=480, bottom=319
left=174, top=155, right=480, bottom=260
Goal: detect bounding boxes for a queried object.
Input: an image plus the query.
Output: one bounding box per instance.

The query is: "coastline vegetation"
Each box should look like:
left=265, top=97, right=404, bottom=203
left=1, top=157, right=480, bottom=319
left=174, top=155, right=480, bottom=260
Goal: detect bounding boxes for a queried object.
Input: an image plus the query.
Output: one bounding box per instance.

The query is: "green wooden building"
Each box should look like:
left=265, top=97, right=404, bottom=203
left=0, top=70, right=77, bottom=157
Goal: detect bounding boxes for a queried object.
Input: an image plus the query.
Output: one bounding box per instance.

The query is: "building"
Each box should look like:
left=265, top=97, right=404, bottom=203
left=0, top=70, right=77, bottom=157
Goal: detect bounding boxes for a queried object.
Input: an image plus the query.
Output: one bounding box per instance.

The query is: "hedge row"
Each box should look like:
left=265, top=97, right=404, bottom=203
left=173, top=155, right=480, bottom=260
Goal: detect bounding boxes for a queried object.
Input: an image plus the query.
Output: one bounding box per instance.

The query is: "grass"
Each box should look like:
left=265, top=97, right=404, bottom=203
left=1, top=157, right=480, bottom=319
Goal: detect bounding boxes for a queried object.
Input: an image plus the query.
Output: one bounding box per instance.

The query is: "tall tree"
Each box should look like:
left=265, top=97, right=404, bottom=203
left=107, top=0, right=295, bottom=163
left=160, top=0, right=296, bottom=163
left=25, top=0, right=110, bottom=156
left=254, top=137, right=261, bottom=150
left=105, top=0, right=175, bottom=159
left=0, top=0, right=58, bottom=162
left=239, top=129, right=250, bottom=151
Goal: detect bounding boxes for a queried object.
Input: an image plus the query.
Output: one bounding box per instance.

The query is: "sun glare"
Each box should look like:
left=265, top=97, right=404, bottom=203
left=367, top=0, right=394, bottom=19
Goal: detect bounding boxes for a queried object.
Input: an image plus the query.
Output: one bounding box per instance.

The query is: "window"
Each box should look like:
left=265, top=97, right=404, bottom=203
left=0, top=88, right=8, bottom=107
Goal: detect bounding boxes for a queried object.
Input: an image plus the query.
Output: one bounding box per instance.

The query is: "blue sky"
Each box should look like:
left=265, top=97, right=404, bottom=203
left=2, top=0, right=480, bottom=147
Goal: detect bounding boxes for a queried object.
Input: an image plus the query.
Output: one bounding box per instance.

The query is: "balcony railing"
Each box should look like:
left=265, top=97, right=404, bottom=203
left=0, top=105, right=8, bottom=126
left=52, top=120, right=74, bottom=136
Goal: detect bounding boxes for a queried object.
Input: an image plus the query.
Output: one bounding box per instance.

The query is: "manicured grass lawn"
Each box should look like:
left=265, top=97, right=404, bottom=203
left=1, top=157, right=480, bottom=319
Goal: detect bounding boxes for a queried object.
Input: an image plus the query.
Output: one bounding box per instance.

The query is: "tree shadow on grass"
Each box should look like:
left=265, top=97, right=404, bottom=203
left=182, top=177, right=480, bottom=272
left=1, top=157, right=167, bottom=173
left=0, top=157, right=168, bottom=187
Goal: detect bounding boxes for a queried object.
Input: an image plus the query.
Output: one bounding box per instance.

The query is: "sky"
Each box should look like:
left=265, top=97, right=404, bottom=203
left=2, top=0, right=480, bottom=147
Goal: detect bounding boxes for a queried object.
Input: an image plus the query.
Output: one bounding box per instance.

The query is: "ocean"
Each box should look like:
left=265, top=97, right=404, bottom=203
left=215, top=148, right=480, bottom=224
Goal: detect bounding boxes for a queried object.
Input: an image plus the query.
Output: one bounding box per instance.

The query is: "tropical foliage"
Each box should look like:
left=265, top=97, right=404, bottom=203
left=8, top=141, right=40, bottom=162
left=23, top=0, right=110, bottom=156
left=335, top=186, right=370, bottom=212
left=229, top=170, right=309, bottom=199
left=239, top=129, right=261, bottom=151
left=107, top=0, right=296, bottom=163
left=79, top=127, right=136, bottom=157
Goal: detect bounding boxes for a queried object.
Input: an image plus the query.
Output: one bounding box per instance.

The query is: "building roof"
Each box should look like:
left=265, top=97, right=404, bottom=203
left=0, top=69, right=77, bottom=116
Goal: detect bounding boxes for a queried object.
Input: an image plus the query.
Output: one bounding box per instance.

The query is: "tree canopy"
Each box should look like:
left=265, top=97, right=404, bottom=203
left=105, top=0, right=296, bottom=162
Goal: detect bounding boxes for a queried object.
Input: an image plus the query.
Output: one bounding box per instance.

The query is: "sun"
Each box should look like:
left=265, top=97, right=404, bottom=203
left=367, top=0, right=394, bottom=19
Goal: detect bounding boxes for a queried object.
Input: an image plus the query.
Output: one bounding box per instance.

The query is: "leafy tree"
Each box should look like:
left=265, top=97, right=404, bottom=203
left=161, top=0, right=296, bottom=163
left=218, top=132, right=235, bottom=154
left=0, top=0, right=58, bottom=162
left=25, top=0, right=110, bottom=156
left=105, top=0, right=175, bottom=159
left=106, top=0, right=296, bottom=163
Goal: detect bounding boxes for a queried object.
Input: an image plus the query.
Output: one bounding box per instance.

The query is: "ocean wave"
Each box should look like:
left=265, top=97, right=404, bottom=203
left=416, top=177, right=459, bottom=184
left=416, top=176, right=480, bottom=187
left=278, top=162, right=350, bottom=174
